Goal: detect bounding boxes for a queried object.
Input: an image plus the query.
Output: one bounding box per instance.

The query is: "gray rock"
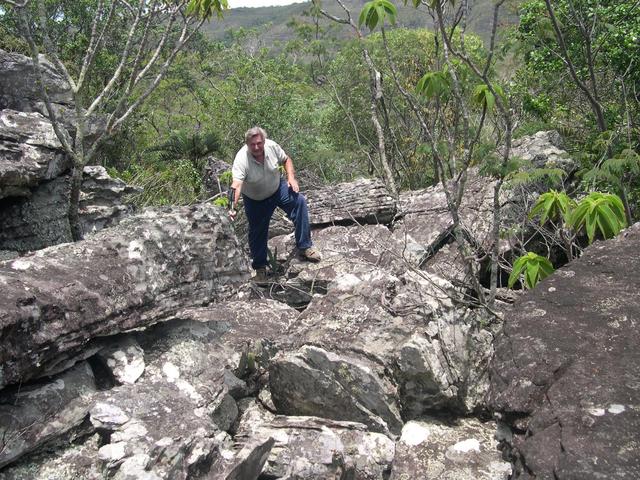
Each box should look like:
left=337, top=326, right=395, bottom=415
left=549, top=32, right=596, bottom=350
left=210, top=437, right=275, bottom=480
left=90, top=381, right=223, bottom=479
left=0, top=433, right=104, bottom=480
left=0, top=203, right=250, bottom=389
left=390, top=418, right=511, bottom=480
left=270, top=345, right=404, bottom=436
left=0, top=109, right=71, bottom=199
left=489, top=223, right=640, bottom=479
left=273, top=259, right=494, bottom=421
left=391, top=168, right=498, bottom=267
left=79, top=166, right=141, bottom=235
left=510, top=130, right=575, bottom=172
left=0, top=361, right=96, bottom=468
left=96, top=336, right=145, bottom=385
left=0, top=50, right=73, bottom=111
left=235, top=401, right=395, bottom=479
left=0, top=175, right=72, bottom=251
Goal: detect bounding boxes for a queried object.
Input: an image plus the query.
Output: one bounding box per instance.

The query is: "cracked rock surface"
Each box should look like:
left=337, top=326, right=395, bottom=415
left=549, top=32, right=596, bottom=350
left=489, top=222, right=640, bottom=479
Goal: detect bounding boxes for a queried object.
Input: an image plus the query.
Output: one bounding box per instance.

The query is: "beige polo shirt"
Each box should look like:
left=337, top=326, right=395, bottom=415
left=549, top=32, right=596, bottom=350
left=232, top=139, right=288, bottom=200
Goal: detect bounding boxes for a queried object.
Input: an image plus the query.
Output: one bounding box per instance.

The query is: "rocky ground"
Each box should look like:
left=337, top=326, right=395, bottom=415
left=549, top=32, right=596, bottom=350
left=2, top=47, right=638, bottom=480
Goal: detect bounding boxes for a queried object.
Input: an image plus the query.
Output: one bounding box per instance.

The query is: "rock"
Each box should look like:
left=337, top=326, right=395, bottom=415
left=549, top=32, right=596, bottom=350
left=0, top=109, right=71, bottom=199
left=304, top=177, right=397, bottom=227
left=79, top=166, right=141, bottom=235
left=0, top=175, right=72, bottom=251
left=510, top=130, right=576, bottom=172
left=0, top=362, right=96, bottom=468
left=0, top=203, right=250, bottom=389
left=0, top=433, right=104, bottom=480
left=266, top=177, right=397, bottom=237
left=391, top=168, right=498, bottom=267
left=234, top=401, right=395, bottom=479
left=203, top=156, right=232, bottom=199
left=488, top=223, right=640, bottom=479
left=0, top=50, right=73, bottom=112
left=96, top=336, right=145, bottom=385
left=210, top=437, right=275, bottom=480
left=89, top=381, right=223, bottom=479
left=271, top=251, right=495, bottom=421
left=269, top=345, right=404, bottom=436
left=390, top=417, right=511, bottom=479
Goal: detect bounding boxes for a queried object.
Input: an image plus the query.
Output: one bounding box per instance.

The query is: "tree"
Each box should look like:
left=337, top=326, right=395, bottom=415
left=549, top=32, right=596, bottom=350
left=516, top=0, right=640, bottom=222
left=0, top=0, right=228, bottom=239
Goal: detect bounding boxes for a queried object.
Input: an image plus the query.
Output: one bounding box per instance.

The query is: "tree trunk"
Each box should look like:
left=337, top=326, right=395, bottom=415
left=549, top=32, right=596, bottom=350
left=68, top=162, right=84, bottom=241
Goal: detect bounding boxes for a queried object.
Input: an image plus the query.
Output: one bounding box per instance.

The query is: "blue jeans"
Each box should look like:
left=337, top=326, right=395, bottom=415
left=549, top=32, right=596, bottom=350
left=243, top=178, right=312, bottom=270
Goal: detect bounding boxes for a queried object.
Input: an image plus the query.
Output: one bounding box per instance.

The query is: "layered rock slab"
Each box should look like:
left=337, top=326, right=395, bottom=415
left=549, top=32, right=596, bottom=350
left=489, top=223, right=640, bottom=479
left=0, top=203, right=250, bottom=389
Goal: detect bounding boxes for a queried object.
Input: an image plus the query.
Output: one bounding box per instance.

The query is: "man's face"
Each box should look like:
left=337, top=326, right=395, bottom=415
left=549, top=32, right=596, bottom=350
left=248, top=135, right=265, bottom=159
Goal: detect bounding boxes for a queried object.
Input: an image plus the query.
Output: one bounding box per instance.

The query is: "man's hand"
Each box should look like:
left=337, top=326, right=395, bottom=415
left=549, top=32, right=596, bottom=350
left=288, top=177, right=300, bottom=193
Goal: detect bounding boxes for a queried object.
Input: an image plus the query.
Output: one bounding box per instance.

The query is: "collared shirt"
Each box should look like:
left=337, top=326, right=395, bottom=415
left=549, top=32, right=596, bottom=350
left=232, top=138, right=288, bottom=200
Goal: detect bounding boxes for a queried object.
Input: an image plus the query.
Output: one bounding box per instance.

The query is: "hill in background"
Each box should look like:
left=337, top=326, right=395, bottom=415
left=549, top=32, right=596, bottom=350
left=202, top=0, right=518, bottom=46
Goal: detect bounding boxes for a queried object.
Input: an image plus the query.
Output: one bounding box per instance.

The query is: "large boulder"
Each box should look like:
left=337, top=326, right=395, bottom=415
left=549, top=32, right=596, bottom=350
left=265, top=224, right=496, bottom=428
left=489, top=223, right=640, bottom=479
left=0, top=203, right=250, bottom=389
left=0, top=50, right=73, bottom=112
left=79, top=166, right=142, bottom=235
left=0, top=361, right=96, bottom=469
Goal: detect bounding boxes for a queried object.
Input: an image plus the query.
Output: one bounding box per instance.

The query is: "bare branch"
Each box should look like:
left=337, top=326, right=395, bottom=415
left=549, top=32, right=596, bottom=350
left=17, top=8, right=75, bottom=159
left=86, top=0, right=146, bottom=115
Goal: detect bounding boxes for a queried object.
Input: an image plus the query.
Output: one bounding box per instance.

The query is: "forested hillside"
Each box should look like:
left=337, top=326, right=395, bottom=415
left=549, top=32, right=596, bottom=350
left=202, top=0, right=516, bottom=44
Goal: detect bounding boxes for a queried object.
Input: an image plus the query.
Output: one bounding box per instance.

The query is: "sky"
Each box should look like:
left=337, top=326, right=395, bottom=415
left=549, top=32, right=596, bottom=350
left=227, top=0, right=309, bottom=8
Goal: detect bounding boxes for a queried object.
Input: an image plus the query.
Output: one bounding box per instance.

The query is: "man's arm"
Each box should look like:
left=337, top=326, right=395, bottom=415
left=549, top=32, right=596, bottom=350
left=283, top=157, right=299, bottom=193
left=229, top=179, right=242, bottom=220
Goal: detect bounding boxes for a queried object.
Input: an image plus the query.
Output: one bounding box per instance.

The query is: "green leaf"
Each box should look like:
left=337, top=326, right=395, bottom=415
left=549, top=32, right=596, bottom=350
left=508, top=252, right=555, bottom=289
left=568, top=192, right=627, bottom=244
left=359, top=0, right=397, bottom=30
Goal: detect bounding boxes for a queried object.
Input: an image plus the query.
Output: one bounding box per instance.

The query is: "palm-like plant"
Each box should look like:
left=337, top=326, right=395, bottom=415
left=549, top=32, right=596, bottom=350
left=568, top=192, right=627, bottom=244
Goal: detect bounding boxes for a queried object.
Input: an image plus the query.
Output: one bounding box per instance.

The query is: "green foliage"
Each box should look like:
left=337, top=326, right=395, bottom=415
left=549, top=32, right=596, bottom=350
left=186, top=0, right=228, bottom=20
left=508, top=252, right=555, bottom=289
left=472, top=84, right=504, bottom=111
left=212, top=197, right=229, bottom=207
left=147, top=130, right=221, bottom=167
left=529, top=190, right=574, bottom=225
left=219, top=170, right=233, bottom=185
left=568, top=192, right=627, bottom=244
left=416, top=70, right=451, bottom=99
left=359, top=0, right=397, bottom=30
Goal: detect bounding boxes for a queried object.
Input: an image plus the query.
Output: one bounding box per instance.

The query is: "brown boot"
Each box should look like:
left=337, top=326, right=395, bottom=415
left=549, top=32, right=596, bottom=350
left=300, top=247, right=322, bottom=263
left=253, top=267, right=270, bottom=285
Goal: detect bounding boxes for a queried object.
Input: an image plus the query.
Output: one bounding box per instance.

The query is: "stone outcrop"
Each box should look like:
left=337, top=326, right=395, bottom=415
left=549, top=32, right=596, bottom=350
left=235, top=401, right=396, bottom=479
left=0, top=204, right=249, bottom=389
left=391, top=168, right=499, bottom=273
left=0, top=128, right=603, bottom=479
left=0, top=51, right=72, bottom=113
left=489, top=223, right=640, bottom=479
left=510, top=130, right=576, bottom=172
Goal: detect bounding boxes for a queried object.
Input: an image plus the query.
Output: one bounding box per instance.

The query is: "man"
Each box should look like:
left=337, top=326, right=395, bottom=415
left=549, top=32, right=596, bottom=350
left=230, top=127, right=321, bottom=284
